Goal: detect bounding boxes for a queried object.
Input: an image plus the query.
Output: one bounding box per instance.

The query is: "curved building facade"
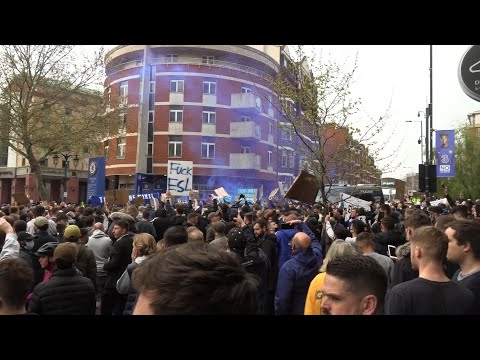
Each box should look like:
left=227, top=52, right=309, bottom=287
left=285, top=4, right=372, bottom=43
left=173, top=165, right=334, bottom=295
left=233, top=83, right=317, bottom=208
left=103, top=45, right=297, bottom=198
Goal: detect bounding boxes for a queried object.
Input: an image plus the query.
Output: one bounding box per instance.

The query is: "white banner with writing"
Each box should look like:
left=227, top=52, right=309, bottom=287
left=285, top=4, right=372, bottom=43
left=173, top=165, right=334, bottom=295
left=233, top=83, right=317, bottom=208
left=167, top=161, right=193, bottom=196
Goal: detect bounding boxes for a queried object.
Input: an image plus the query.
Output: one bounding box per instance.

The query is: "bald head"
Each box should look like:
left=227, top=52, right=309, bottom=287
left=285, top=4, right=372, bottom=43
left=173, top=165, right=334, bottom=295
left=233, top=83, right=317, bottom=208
left=292, top=232, right=311, bottom=251
left=94, top=222, right=104, bottom=231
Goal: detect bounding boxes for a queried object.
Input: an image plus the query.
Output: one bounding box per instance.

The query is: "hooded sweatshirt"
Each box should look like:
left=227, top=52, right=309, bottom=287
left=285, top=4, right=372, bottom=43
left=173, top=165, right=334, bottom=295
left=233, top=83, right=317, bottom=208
left=86, top=229, right=113, bottom=276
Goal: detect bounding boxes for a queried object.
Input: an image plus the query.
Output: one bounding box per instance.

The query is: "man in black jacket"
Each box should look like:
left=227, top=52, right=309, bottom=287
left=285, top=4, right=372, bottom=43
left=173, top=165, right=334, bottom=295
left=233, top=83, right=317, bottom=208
left=28, top=243, right=96, bottom=315
left=102, top=218, right=134, bottom=315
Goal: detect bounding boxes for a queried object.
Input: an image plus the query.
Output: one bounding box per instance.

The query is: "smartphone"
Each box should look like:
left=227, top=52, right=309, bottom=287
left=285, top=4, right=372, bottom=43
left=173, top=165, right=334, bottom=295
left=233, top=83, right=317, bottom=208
left=280, top=222, right=295, bottom=230
left=387, top=245, right=397, bottom=258
left=230, top=207, right=239, bottom=216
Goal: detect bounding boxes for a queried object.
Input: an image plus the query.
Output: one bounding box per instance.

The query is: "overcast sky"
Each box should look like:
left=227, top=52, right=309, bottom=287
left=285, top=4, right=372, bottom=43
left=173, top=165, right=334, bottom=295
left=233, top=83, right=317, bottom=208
left=305, top=45, right=479, bottom=180
left=93, top=45, right=480, bottom=181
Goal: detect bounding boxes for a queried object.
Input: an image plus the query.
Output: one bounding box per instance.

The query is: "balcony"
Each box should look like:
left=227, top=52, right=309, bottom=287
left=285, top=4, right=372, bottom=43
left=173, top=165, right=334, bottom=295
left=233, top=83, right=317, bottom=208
left=230, top=122, right=261, bottom=140
left=230, top=153, right=261, bottom=170
left=231, top=93, right=262, bottom=112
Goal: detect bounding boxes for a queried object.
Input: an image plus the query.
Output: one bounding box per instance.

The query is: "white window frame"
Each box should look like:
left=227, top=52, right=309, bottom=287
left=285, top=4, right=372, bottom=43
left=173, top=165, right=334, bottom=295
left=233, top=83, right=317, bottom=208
left=241, top=115, right=251, bottom=122
left=202, top=111, right=216, bottom=124
left=289, top=153, right=294, bottom=169
left=203, top=81, right=216, bottom=95
left=202, top=56, right=214, bottom=64
left=170, top=80, right=184, bottom=93
left=117, top=137, right=126, bottom=158
left=119, top=113, right=127, bottom=134
left=169, top=109, right=183, bottom=122
left=281, top=153, right=287, bottom=167
left=166, top=54, right=178, bottom=63
left=268, top=151, right=272, bottom=165
left=168, top=140, right=182, bottom=157
left=268, top=123, right=273, bottom=135
left=119, top=81, right=128, bottom=105
left=201, top=142, right=215, bottom=159
left=241, top=86, right=252, bottom=93
left=241, top=146, right=251, bottom=154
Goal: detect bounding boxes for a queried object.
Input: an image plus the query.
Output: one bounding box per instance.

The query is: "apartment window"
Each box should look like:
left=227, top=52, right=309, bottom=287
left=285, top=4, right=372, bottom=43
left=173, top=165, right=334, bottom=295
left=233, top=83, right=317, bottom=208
left=281, top=152, right=287, bottom=167
left=149, top=81, right=155, bottom=93
left=202, top=111, right=216, bottom=124
left=203, top=81, right=216, bottom=95
left=170, top=80, right=184, bottom=93
left=107, top=87, right=111, bottom=103
left=119, top=113, right=127, bottom=132
left=0, top=141, right=8, bottom=166
left=62, top=160, right=67, bottom=169
left=104, top=140, right=109, bottom=159
left=282, top=130, right=292, bottom=141
left=201, top=138, right=215, bottom=159
left=289, top=154, right=294, bottom=169
left=166, top=54, right=178, bottom=63
left=241, top=146, right=251, bottom=154
left=268, top=151, right=272, bottom=165
left=22, top=157, right=26, bottom=166
left=147, top=143, right=153, bottom=156
left=169, top=106, right=183, bottom=122
left=148, top=111, right=154, bottom=123
left=202, top=56, right=214, bottom=64
left=241, top=115, right=251, bottom=122
left=168, top=135, right=182, bottom=157
left=147, top=157, right=153, bottom=174
left=120, top=81, right=128, bottom=104
left=268, top=123, right=273, bottom=136
left=148, top=123, right=154, bottom=142
left=148, top=93, right=154, bottom=111
left=241, top=86, right=252, bottom=93
left=117, top=137, right=126, bottom=158
left=40, top=158, right=48, bottom=167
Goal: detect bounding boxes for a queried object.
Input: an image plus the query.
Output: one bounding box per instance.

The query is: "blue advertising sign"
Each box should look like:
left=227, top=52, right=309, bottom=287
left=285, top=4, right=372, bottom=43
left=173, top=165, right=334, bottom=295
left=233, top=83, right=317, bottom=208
left=134, top=173, right=147, bottom=195
left=436, top=130, right=455, bottom=178
left=89, top=192, right=160, bottom=207
left=86, top=157, right=106, bottom=201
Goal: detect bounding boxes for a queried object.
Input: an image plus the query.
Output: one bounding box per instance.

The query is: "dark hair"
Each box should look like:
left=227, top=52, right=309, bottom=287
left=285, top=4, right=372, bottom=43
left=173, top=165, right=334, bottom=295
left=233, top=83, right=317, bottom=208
left=33, top=206, right=45, bottom=217
left=0, top=258, right=33, bottom=309
left=83, top=207, right=94, bottom=217
left=187, top=212, right=198, bottom=221
left=326, top=255, right=387, bottom=315
left=404, top=210, right=431, bottom=230
left=113, top=218, right=130, bottom=232
left=13, top=220, right=27, bottom=233
left=380, top=216, right=395, bottom=231
left=254, top=219, right=268, bottom=230
left=351, top=219, right=366, bottom=235
left=56, top=213, right=69, bottom=222
left=435, top=215, right=455, bottom=231
left=80, top=227, right=89, bottom=237
left=132, top=243, right=259, bottom=314
left=447, top=219, right=480, bottom=260
left=452, top=205, right=468, bottom=219
left=84, top=215, right=95, bottom=227
left=163, top=225, right=188, bottom=247
left=356, top=232, right=374, bottom=247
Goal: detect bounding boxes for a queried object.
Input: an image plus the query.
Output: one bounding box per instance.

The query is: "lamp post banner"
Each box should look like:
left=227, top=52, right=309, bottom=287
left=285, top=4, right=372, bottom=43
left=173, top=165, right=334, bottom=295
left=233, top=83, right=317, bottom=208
left=86, top=157, right=106, bottom=201
left=436, top=130, right=455, bottom=178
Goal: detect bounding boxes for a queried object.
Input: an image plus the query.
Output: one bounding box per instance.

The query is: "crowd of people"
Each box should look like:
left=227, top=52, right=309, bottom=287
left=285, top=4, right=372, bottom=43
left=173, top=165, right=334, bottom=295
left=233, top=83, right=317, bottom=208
left=0, top=186, right=479, bottom=315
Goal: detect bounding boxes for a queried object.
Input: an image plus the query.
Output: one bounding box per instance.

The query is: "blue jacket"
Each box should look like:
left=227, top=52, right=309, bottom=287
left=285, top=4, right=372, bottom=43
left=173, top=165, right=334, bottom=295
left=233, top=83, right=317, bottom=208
left=274, top=223, right=323, bottom=315
left=276, top=228, right=299, bottom=270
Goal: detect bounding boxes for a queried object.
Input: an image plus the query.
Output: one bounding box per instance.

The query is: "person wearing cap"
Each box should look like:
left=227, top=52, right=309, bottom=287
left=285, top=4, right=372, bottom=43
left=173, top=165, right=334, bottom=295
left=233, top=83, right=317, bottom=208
left=34, top=242, right=58, bottom=282
left=28, top=242, right=96, bottom=315
left=30, top=216, right=58, bottom=255
left=26, top=205, right=57, bottom=237
left=15, top=228, right=35, bottom=269
left=63, top=225, right=97, bottom=286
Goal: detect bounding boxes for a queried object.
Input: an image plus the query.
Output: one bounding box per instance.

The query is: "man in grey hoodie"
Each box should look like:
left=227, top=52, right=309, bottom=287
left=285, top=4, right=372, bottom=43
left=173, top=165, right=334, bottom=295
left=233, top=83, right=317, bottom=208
left=86, top=222, right=113, bottom=305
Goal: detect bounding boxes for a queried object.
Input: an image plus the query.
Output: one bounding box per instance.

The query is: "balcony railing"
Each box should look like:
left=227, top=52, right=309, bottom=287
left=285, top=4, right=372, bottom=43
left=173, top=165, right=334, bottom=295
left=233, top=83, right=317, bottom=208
left=107, top=56, right=271, bottom=80
left=230, top=153, right=261, bottom=170
left=230, top=122, right=261, bottom=140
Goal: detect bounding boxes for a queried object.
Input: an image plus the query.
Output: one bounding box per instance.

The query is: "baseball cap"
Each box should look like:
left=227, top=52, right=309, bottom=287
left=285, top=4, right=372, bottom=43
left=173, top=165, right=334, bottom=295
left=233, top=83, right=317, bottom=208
left=53, top=242, right=77, bottom=264
left=227, top=230, right=247, bottom=253
left=64, top=225, right=81, bottom=240
left=34, top=216, right=49, bottom=227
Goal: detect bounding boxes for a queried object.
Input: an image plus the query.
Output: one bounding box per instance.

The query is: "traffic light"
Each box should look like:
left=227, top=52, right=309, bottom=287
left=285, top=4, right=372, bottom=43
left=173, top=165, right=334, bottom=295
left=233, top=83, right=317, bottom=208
left=418, top=164, right=437, bottom=193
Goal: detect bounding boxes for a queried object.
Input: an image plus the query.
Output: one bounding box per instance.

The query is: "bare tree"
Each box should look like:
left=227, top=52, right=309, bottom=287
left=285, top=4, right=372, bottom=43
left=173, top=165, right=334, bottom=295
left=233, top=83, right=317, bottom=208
left=0, top=45, right=117, bottom=201
left=256, top=45, right=400, bottom=206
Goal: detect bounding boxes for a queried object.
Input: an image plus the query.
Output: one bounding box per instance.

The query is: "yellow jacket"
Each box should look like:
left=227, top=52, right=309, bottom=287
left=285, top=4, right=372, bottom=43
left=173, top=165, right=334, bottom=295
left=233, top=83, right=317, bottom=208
left=304, top=272, right=326, bottom=315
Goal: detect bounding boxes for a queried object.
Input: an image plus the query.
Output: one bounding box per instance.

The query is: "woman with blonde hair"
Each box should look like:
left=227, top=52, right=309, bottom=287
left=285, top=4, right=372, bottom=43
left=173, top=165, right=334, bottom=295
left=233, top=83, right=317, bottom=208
left=304, top=240, right=357, bottom=315
left=117, top=233, right=157, bottom=315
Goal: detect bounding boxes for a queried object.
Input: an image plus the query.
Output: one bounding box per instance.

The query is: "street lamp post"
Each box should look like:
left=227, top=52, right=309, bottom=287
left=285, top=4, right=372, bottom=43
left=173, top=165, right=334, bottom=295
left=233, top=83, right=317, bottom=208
left=52, top=152, right=79, bottom=203
left=405, top=119, right=424, bottom=164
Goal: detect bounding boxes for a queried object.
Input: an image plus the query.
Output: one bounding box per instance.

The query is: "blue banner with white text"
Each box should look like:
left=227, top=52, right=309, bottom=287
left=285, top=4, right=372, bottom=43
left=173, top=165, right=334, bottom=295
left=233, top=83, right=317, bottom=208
left=436, top=130, right=455, bottom=178
left=86, top=157, right=106, bottom=201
